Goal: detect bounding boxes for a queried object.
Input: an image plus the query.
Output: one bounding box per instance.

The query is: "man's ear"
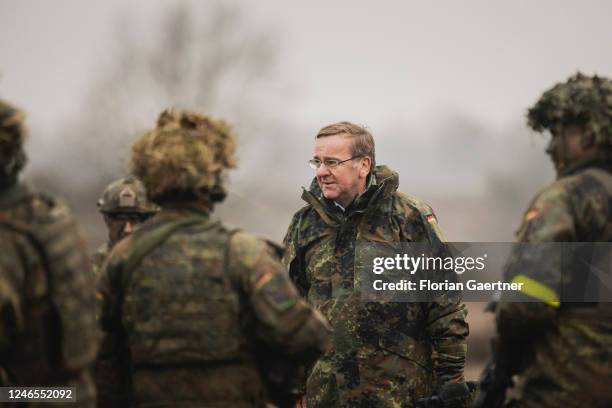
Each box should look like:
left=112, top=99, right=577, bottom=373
left=360, top=156, right=372, bottom=178
left=581, top=127, right=596, bottom=150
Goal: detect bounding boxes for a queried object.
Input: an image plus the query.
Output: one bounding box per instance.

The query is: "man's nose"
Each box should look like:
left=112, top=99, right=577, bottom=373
left=123, top=221, right=135, bottom=235
left=316, top=163, right=331, bottom=178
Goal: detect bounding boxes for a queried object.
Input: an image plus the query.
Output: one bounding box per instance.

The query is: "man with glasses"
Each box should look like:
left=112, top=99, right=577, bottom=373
left=96, top=110, right=331, bottom=407
left=283, top=121, right=470, bottom=407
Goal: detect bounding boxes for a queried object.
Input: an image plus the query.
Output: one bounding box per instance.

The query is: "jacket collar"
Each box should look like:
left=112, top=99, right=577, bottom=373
left=301, top=165, right=399, bottom=225
left=152, top=202, right=211, bottom=223
left=558, top=150, right=612, bottom=178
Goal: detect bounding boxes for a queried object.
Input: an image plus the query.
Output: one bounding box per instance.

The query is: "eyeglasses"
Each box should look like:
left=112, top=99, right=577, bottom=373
left=308, top=156, right=362, bottom=170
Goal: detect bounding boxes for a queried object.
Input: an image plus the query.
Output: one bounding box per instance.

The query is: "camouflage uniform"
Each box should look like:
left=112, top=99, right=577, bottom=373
left=283, top=165, right=469, bottom=407
left=0, top=99, right=98, bottom=406
left=495, top=74, right=612, bottom=407
left=92, top=176, right=159, bottom=408
left=91, top=177, right=159, bottom=279
left=91, top=242, right=111, bottom=279
left=98, top=110, right=331, bottom=408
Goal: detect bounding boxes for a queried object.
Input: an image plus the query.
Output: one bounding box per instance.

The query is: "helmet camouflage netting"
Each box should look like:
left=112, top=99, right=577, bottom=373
left=0, top=99, right=27, bottom=157
left=527, top=73, right=612, bottom=146
left=130, top=110, right=237, bottom=202
left=0, top=99, right=28, bottom=180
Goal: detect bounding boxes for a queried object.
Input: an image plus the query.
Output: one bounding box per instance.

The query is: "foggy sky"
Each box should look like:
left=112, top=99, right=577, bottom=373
left=2, top=0, right=611, bottom=132
left=3, top=1, right=609, bottom=375
left=1, top=0, right=611, bottom=243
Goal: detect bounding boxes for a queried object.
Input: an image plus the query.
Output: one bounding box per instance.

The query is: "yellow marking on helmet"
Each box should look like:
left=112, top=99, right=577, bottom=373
left=511, top=274, right=560, bottom=308
left=254, top=271, right=274, bottom=291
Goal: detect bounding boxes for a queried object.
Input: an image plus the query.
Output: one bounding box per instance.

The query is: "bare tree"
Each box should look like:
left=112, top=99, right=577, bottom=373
left=29, top=1, right=285, bottom=245
left=35, top=2, right=280, bottom=192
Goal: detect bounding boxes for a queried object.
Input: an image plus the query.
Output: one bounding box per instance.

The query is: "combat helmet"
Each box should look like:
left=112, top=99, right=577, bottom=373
left=527, top=73, right=612, bottom=147
left=0, top=99, right=27, bottom=182
left=97, top=176, right=160, bottom=214
left=130, top=109, right=237, bottom=204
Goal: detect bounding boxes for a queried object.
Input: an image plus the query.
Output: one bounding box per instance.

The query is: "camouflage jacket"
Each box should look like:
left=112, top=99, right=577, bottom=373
left=98, top=205, right=331, bottom=408
left=91, top=241, right=111, bottom=280
left=283, top=166, right=468, bottom=407
left=497, top=155, right=612, bottom=407
left=0, top=183, right=98, bottom=407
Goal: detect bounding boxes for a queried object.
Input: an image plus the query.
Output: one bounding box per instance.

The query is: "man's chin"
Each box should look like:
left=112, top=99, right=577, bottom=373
left=322, top=190, right=338, bottom=201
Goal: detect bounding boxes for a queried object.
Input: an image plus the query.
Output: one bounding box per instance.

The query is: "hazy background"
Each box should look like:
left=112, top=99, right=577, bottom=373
left=2, top=0, right=611, bottom=379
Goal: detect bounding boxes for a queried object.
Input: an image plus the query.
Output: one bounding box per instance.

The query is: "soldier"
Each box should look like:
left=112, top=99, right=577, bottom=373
left=283, top=122, right=470, bottom=407
left=474, top=73, right=612, bottom=407
left=92, top=177, right=158, bottom=408
left=91, top=177, right=159, bottom=277
left=0, top=99, right=98, bottom=406
left=97, top=109, right=331, bottom=407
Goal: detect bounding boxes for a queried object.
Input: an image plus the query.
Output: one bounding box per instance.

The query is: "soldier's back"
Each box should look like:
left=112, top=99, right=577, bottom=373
left=503, top=164, right=612, bottom=407
left=100, top=207, right=330, bottom=408
left=0, top=184, right=98, bottom=407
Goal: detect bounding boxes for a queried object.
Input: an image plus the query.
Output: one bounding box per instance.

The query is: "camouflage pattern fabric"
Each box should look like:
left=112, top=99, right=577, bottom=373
left=527, top=73, right=612, bottom=147
left=0, top=183, right=98, bottom=407
left=283, top=165, right=469, bottom=408
left=98, top=206, right=331, bottom=408
left=0, top=99, right=25, bottom=148
left=0, top=99, right=27, bottom=187
left=97, top=176, right=159, bottom=215
left=496, top=155, right=612, bottom=408
left=131, top=110, right=237, bottom=203
left=90, top=242, right=114, bottom=408
left=91, top=241, right=110, bottom=281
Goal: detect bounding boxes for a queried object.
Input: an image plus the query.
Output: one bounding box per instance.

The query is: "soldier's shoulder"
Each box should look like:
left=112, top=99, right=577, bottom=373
left=392, top=192, right=446, bottom=241
left=102, top=231, right=141, bottom=276
left=531, top=179, right=569, bottom=205
left=6, top=185, right=75, bottom=224
left=284, top=204, right=316, bottom=241
left=528, top=170, right=600, bottom=212
left=557, top=167, right=611, bottom=237
left=289, top=204, right=315, bottom=224
left=3, top=188, right=82, bottom=255
left=520, top=179, right=571, bottom=225
left=516, top=178, right=579, bottom=241
left=393, top=192, right=436, bottom=218
left=228, top=230, right=270, bottom=268
left=562, top=167, right=612, bottom=199
left=0, top=189, right=74, bottom=280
